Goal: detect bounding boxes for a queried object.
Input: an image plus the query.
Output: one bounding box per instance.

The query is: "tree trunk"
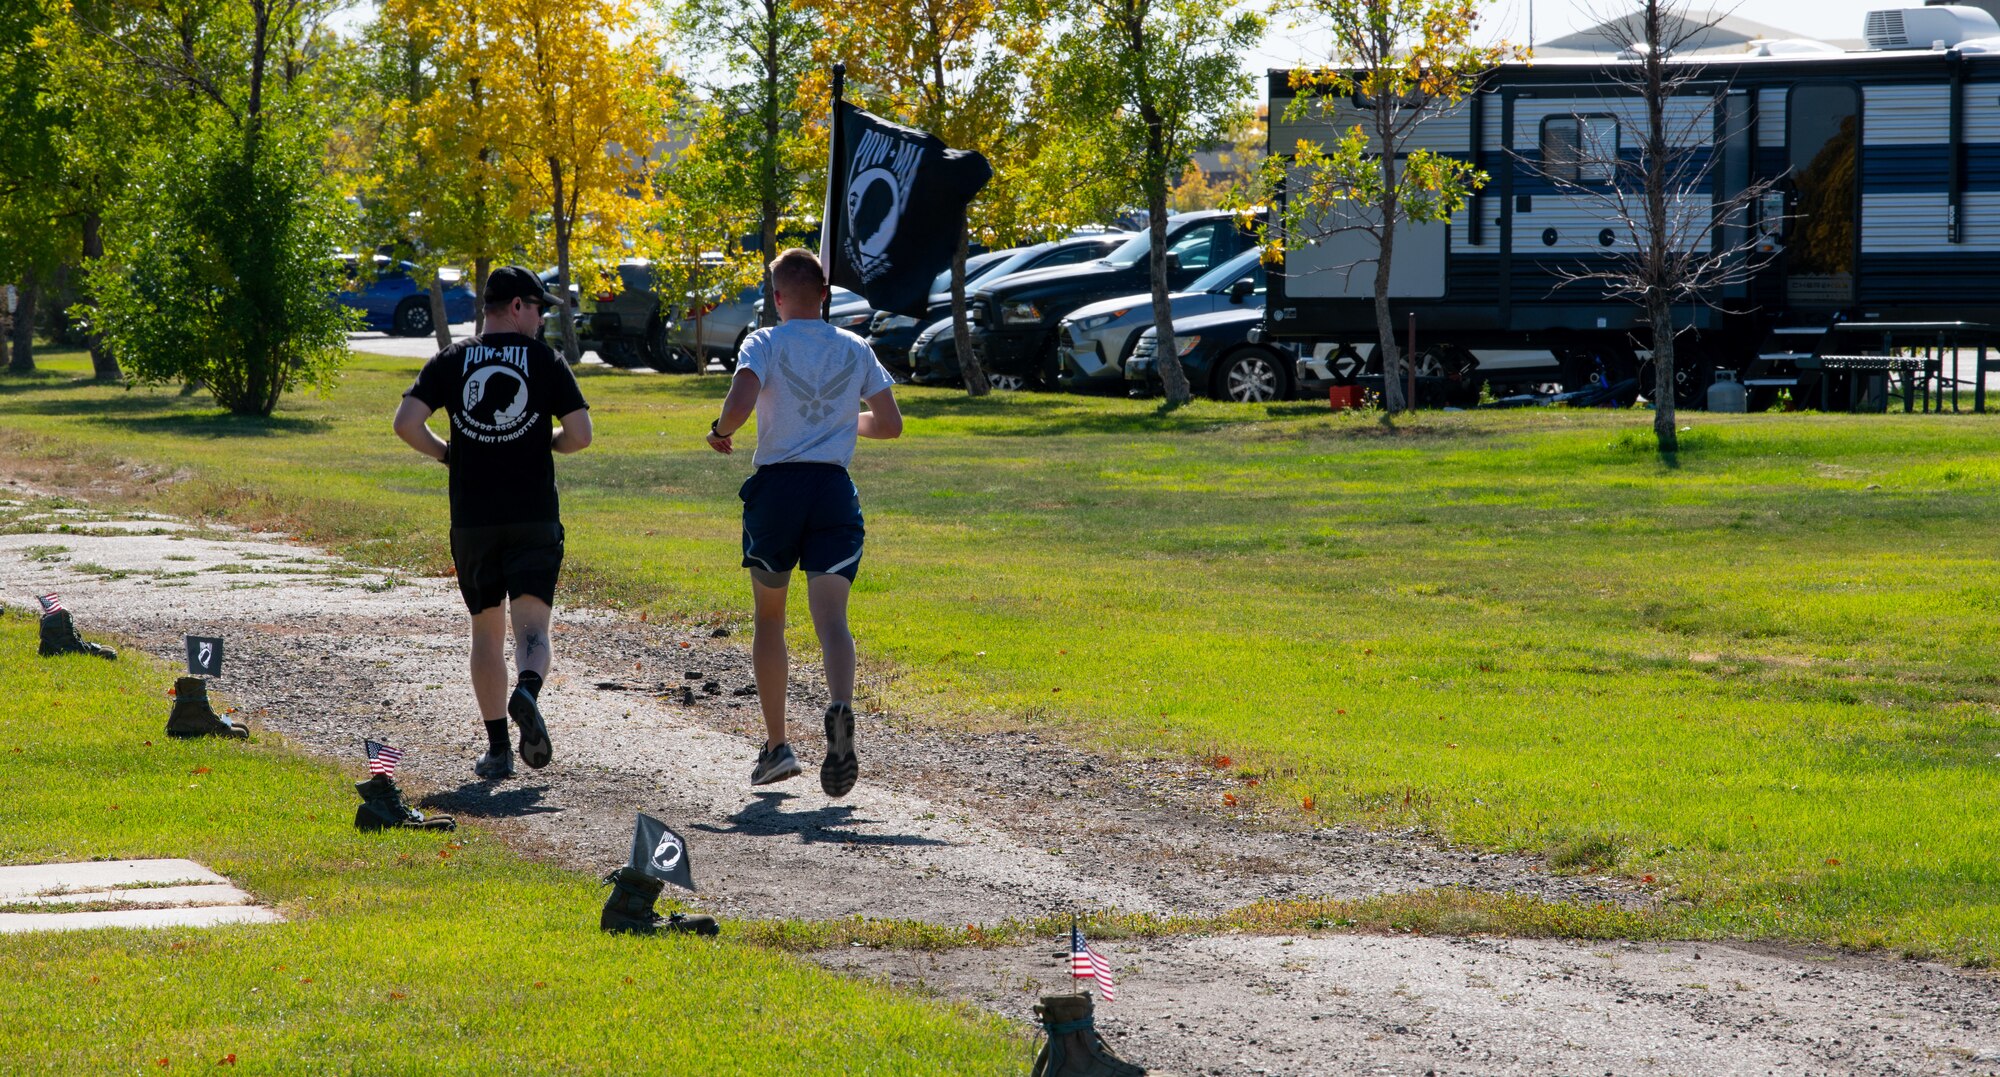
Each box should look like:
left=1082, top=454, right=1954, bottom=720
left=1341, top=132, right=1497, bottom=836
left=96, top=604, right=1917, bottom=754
left=1147, top=201, right=1192, bottom=406
left=10, top=282, right=37, bottom=374
left=1650, top=299, right=1679, bottom=454
left=550, top=159, right=581, bottom=365
left=952, top=231, right=989, bottom=395
left=474, top=256, right=491, bottom=334
left=81, top=213, right=122, bottom=381
left=1373, top=149, right=1405, bottom=421
left=759, top=2, right=780, bottom=329
left=428, top=276, right=452, bottom=349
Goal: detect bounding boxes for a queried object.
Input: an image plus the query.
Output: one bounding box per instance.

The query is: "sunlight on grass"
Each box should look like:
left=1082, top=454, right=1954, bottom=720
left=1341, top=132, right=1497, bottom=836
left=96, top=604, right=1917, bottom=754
left=6, top=349, right=2000, bottom=963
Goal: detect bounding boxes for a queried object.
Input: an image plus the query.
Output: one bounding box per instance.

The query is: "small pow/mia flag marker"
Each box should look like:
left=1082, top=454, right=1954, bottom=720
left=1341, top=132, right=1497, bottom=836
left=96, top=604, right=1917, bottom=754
left=628, top=812, right=695, bottom=892
left=185, top=636, right=224, bottom=677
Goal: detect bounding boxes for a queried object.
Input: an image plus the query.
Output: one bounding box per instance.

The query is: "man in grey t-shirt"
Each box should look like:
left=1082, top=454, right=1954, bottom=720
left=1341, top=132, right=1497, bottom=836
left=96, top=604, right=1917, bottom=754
left=706, top=248, right=902, bottom=795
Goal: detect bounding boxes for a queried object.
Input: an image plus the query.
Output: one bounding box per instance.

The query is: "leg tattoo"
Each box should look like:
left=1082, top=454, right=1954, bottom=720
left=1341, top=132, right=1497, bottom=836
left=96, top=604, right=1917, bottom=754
left=520, top=631, right=546, bottom=662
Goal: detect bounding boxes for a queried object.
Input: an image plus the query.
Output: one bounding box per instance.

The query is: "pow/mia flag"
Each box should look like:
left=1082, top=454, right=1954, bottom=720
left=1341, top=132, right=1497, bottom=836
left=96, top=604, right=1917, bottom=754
left=628, top=812, right=695, bottom=892
left=820, top=101, right=993, bottom=316
left=185, top=635, right=224, bottom=677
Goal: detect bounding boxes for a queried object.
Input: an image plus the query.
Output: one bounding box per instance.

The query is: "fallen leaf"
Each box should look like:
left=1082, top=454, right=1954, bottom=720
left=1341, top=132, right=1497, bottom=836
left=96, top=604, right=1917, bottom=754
left=1301, top=796, right=1316, bottom=811
left=389, top=992, right=406, bottom=1001
left=533, top=981, right=546, bottom=989
left=1244, top=778, right=1260, bottom=787
left=622, top=976, right=634, bottom=985
left=191, top=766, right=210, bottom=775
left=217, top=1054, right=236, bottom=1066
left=678, top=641, right=691, bottom=649
left=170, top=942, right=186, bottom=952
left=1222, top=793, right=1238, bottom=807
left=1446, top=742, right=1459, bottom=749
left=88, top=975, right=99, bottom=984
left=1336, top=709, right=1347, bottom=715
left=108, top=804, right=119, bottom=811
left=1825, top=857, right=1841, bottom=866
left=1364, top=648, right=1374, bottom=655
left=1641, top=874, right=1656, bottom=884
left=167, top=687, right=177, bottom=697
left=638, top=612, right=648, bottom=623
left=143, top=740, right=152, bottom=746
left=1058, top=649, right=1068, bottom=655
left=225, top=707, right=236, bottom=714
left=1210, top=755, right=1232, bottom=769
left=274, top=965, right=285, bottom=972
left=1051, top=687, right=1061, bottom=693
left=438, top=849, right=451, bottom=859
left=157, top=1058, right=169, bottom=1068
left=300, top=977, right=312, bottom=984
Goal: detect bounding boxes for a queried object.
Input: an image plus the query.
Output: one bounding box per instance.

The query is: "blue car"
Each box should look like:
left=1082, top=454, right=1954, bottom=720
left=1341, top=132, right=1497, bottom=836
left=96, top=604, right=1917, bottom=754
left=336, top=255, right=478, bottom=336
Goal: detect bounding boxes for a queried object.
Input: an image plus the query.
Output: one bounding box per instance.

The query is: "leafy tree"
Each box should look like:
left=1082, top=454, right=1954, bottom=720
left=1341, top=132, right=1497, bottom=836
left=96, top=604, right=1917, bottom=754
left=360, top=0, right=532, bottom=343
left=471, top=0, right=666, bottom=363
left=1273, top=0, right=1507, bottom=420
left=1169, top=111, right=1263, bottom=212
left=664, top=0, right=822, bottom=328
left=43, top=0, right=356, bottom=412
left=648, top=138, right=763, bottom=369
left=1036, top=0, right=1263, bottom=407
left=803, top=0, right=1041, bottom=395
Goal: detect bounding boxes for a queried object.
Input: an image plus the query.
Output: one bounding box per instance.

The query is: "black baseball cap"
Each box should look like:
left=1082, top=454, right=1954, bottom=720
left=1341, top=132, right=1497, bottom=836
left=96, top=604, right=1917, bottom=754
left=484, top=264, right=563, bottom=307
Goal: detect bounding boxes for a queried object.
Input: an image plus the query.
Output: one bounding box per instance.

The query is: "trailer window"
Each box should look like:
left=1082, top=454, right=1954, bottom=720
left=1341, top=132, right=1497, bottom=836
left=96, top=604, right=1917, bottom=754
left=1541, top=116, right=1619, bottom=183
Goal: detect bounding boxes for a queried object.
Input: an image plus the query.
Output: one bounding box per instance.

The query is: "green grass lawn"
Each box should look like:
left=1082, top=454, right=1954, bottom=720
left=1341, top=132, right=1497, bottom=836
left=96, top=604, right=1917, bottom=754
left=6, top=349, right=2000, bottom=963
left=0, top=617, right=1027, bottom=1072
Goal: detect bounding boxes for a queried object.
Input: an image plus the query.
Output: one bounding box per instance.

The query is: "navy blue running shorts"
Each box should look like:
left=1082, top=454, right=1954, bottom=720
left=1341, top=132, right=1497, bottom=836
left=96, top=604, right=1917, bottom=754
left=739, top=463, right=865, bottom=584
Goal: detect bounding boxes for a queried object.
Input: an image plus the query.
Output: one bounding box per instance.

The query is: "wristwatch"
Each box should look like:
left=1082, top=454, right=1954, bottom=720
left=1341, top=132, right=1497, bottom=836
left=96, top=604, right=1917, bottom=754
left=709, top=419, right=725, bottom=438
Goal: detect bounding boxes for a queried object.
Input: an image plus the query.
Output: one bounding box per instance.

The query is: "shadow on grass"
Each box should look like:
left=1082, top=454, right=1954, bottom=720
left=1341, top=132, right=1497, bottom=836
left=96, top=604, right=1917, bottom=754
left=898, top=389, right=1269, bottom=437
left=0, top=372, right=113, bottom=395
left=691, top=790, right=949, bottom=847
left=0, top=391, right=334, bottom=437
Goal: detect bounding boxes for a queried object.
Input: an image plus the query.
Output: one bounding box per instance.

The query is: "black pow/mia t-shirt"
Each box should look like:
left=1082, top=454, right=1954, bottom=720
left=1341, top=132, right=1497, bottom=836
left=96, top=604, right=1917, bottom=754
left=405, top=332, right=589, bottom=527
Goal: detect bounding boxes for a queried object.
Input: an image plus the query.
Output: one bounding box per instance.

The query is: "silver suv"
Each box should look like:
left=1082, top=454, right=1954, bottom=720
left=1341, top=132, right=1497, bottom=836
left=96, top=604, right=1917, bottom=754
left=1056, top=248, right=1265, bottom=392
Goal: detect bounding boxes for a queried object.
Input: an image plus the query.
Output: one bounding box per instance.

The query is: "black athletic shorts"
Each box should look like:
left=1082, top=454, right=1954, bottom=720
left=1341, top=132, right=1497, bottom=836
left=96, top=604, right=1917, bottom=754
left=449, top=521, right=564, bottom=614
left=739, top=463, right=864, bottom=584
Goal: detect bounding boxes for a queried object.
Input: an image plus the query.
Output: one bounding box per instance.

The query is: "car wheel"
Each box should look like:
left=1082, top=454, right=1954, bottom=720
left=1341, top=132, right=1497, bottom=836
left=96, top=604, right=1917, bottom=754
left=1214, top=347, right=1288, bottom=403
left=988, top=372, right=1027, bottom=391
left=644, top=318, right=698, bottom=374
left=393, top=298, right=432, bottom=337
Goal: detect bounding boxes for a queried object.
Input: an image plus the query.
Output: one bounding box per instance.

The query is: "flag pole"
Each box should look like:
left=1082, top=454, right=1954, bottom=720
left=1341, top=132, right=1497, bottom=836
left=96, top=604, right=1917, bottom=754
left=823, top=62, right=846, bottom=323
left=1070, top=914, right=1079, bottom=993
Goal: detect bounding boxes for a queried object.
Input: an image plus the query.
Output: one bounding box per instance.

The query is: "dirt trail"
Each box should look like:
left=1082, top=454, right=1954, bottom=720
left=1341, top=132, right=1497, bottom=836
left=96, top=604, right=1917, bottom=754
left=3, top=478, right=1997, bottom=1076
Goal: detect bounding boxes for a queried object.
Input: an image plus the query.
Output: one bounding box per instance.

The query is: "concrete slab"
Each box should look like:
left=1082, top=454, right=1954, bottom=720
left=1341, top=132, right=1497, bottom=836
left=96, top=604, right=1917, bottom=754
left=5, top=883, right=252, bottom=908
left=0, top=860, right=278, bottom=934
left=0, top=859, right=225, bottom=901
left=0, top=905, right=282, bottom=934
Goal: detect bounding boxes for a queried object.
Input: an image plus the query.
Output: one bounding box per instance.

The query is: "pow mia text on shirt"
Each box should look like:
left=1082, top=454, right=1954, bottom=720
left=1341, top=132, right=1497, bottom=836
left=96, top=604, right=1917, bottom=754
left=406, top=332, right=589, bottom=527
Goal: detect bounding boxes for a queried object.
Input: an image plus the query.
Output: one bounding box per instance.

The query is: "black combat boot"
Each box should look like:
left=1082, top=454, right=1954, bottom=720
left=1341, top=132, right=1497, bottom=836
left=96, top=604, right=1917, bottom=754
left=1030, top=993, right=1146, bottom=1077
left=165, top=677, right=249, bottom=739
left=353, top=774, right=455, bottom=831
left=38, top=610, right=117, bottom=660
left=599, top=866, right=718, bottom=936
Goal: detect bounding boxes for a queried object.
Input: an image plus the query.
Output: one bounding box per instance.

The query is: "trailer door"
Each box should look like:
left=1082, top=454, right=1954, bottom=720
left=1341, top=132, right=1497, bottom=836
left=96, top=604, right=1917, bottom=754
left=1785, top=84, right=1860, bottom=308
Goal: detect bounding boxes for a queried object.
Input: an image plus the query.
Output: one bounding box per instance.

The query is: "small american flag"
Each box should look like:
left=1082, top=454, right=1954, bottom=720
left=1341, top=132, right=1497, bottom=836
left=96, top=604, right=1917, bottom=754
left=37, top=592, right=62, bottom=614
left=1070, top=923, right=1116, bottom=1001
left=364, top=739, right=403, bottom=776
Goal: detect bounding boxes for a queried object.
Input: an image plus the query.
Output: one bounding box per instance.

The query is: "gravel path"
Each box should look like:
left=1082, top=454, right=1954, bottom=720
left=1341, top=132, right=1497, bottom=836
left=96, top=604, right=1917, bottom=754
left=4, top=476, right=1997, bottom=1076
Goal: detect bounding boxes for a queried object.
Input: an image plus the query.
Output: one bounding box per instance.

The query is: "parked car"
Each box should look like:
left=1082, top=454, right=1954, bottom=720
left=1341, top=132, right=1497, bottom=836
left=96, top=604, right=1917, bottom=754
left=874, top=234, right=1130, bottom=379
left=563, top=260, right=687, bottom=371
left=751, top=286, right=874, bottom=338
left=916, top=211, right=1262, bottom=388
left=1057, top=247, right=1265, bottom=393
left=1124, top=305, right=1297, bottom=402
left=336, top=256, right=476, bottom=336
left=672, top=283, right=764, bottom=370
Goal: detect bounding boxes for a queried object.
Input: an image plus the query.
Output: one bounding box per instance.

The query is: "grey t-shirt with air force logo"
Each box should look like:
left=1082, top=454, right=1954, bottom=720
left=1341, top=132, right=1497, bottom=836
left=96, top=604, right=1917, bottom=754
left=736, top=319, right=894, bottom=468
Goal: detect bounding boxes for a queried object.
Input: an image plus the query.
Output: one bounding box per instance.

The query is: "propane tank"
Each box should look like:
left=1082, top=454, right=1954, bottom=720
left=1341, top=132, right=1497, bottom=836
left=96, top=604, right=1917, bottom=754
left=1707, top=369, right=1747, bottom=413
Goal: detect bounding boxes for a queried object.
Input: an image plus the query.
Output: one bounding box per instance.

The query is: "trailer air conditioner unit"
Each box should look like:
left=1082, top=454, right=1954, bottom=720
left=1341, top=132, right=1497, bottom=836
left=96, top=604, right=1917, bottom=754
left=1865, top=5, right=2000, bottom=47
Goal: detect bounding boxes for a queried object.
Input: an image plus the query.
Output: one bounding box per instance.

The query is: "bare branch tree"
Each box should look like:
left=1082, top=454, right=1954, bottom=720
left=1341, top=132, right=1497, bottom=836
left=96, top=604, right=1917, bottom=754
left=1521, top=0, right=1782, bottom=453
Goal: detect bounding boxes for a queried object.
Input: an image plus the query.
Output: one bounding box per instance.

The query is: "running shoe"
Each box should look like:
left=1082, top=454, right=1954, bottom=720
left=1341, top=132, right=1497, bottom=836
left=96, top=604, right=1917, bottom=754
left=750, top=742, right=801, bottom=786
left=821, top=703, right=858, bottom=798
left=473, top=750, right=515, bottom=780
left=510, top=686, right=553, bottom=769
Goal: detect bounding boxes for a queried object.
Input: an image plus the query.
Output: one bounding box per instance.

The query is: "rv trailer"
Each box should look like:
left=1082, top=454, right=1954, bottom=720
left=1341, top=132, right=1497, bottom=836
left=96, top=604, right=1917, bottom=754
left=1264, top=5, right=2000, bottom=409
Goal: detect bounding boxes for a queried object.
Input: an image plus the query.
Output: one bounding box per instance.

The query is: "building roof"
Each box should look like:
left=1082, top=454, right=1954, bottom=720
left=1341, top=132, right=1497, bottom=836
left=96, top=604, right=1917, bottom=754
left=1536, top=9, right=1821, bottom=56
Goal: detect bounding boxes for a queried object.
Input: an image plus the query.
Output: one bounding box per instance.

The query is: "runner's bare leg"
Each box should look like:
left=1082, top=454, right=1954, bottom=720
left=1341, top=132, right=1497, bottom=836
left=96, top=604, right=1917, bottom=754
left=509, top=595, right=553, bottom=681
left=469, top=607, right=509, bottom=723
left=805, top=574, right=854, bottom=706
left=751, top=578, right=789, bottom=747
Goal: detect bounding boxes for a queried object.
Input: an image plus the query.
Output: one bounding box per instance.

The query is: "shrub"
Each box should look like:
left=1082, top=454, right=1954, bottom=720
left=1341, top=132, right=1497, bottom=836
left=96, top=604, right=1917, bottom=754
left=94, top=119, right=354, bottom=416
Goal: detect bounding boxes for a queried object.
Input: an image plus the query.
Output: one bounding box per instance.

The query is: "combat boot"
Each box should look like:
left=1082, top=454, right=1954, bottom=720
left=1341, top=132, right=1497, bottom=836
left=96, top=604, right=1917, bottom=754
left=353, top=774, right=455, bottom=831
left=38, top=610, right=117, bottom=660
left=1031, top=993, right=1146, bottom=1077
left=165, top=677, right=249, bottom=739
left=599, top=866, right=719, bottom=936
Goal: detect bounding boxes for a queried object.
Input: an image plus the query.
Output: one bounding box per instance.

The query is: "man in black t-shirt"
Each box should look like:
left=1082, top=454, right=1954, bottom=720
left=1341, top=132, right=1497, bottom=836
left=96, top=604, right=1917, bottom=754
left=394, top=265, right=592, bottom=780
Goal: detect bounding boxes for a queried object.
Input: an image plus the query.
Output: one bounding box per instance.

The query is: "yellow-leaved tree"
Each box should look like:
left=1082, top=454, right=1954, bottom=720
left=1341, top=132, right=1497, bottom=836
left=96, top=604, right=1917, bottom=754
left=802, top=0, right=1041, bottom=395
left=437, top=0, right=666, bottom=363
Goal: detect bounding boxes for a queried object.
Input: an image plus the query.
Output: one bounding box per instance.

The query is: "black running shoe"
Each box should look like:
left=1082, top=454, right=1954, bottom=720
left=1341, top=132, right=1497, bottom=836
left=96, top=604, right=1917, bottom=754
left=821, top=703, right=857, bottom=798
left=750, top=742, right=801, bottom=786
left=510, top=686, right=552, bottom=769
